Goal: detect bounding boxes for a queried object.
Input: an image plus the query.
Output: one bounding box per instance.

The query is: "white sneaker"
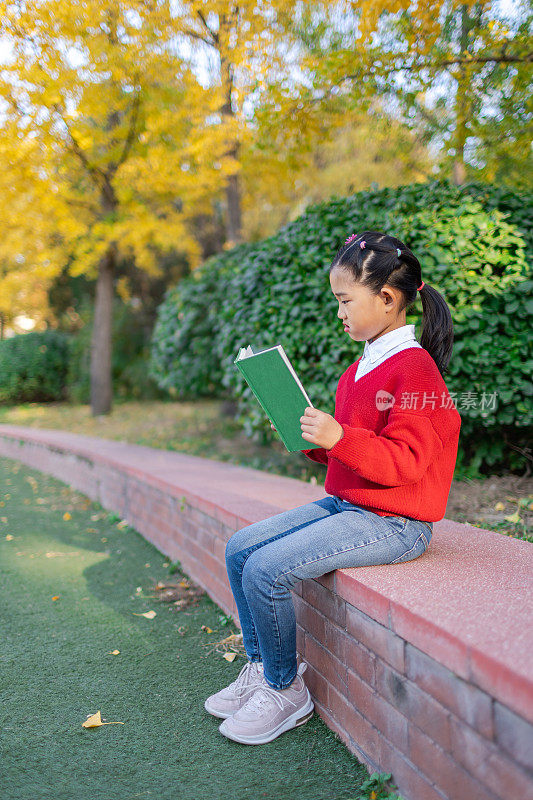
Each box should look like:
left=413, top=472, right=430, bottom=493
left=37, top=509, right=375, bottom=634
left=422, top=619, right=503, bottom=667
left=204, top=660, right=266, bottom=719
left=218, top=661, right=314, bottom=744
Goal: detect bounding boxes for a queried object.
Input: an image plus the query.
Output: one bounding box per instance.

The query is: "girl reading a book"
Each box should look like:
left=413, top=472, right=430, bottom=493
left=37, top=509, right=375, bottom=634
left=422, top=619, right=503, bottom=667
left=205, top=230, right=461, bottom=746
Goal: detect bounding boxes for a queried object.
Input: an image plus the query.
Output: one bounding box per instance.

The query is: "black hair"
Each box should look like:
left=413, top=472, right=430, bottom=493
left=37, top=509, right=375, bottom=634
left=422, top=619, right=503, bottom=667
left=329, top=230, right=454, bottom=377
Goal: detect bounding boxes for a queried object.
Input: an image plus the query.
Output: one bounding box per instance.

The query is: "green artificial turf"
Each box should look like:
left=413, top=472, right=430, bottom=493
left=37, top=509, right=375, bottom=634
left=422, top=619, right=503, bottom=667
left=0, top=455, right=370, bottom=800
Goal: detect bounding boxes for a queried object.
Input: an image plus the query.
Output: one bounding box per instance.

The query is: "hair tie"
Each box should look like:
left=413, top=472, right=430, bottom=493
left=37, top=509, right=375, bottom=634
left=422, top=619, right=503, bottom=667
left=360, top=240, right=366, bottom=249
left=418, top=281, right=425, bottom=291
left=396, top=248, right=401, bottom=257
left=344, top=233, right=358, bottom=245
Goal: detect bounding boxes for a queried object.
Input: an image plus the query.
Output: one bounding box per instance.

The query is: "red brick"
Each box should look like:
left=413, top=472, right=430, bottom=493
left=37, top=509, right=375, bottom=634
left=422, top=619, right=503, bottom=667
left=449, top=714, right=533, bottom=798
left=409, top=724, right=500, bottom=800
left=328, top=684, right=381, bottom=761
left=494, top=700, right=533, bottom=773
left=346, top=604, right=404, bottom=672
left=291, top=580, right=303, bottom=596
left=391, top=603, right=470, bottom=681
left=189, top=565, right=234, bottom=615
left=210, top=503, right=241, bottom=531
left=304, top=634, right=348, bottom=695
left=347, top=667, right=409, bottom=754
left=375, top=659, right=452, bottom=752
left=315, top=571, right=336, bottom=592
left=336, top=569, right=391, bottom=625
left=186, top=539, right=227, bottom=584
left=296, top=622, right=305, bottom=656
left=312, top=702, right=365, bottom=765
left=325, top=617, right=348, bottom=664
left=378, top=736, right=448, bottom=800
left=198, top=528, right=215, bottom=554
left=406, top=643, right=494, bottom=739
left=293, top=596, right=327, bottom=644
left=345, top=637, right=376, bottom=688
left=302, top=578, right=346, bottom=628
left=304, top=662, right=329, bottom=707
left=213, top=536, right=227, bottom=562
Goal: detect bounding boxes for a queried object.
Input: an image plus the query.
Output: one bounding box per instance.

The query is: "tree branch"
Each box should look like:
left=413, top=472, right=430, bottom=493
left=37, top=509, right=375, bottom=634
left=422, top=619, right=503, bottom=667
left=182, top=26, right=214, bottom=47
left=115, top=83, right=142, bottom=170
left=302, top=47, right=532, bottom=111
left=52, top=103, right=108, bottom=187
left=196, top=10, right=218, bottom=44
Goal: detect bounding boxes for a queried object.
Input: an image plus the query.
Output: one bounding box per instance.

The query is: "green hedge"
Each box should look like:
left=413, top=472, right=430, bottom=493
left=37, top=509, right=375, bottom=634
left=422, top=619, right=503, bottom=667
left=0, top=330, right=70, bottom=403
left=149, top=243, right=256, bottom=398
left=149, top=179, right=532, bottom=475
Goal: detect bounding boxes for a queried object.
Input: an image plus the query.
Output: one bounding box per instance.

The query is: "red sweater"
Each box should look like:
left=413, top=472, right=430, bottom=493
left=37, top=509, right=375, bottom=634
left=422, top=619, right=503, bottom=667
left=302, top=348, right=461, bottom=522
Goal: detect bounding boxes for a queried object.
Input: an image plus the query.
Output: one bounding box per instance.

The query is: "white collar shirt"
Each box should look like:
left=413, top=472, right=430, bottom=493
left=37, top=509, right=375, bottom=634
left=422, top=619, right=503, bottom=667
left=354, top=323, right=422, bottom=383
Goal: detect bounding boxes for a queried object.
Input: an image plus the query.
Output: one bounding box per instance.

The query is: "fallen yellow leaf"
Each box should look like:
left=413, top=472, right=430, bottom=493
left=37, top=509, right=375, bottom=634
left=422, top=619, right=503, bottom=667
left=63, top=512, right=71, bottom=520
left=82, top=710, right=125, bottom=728
left=223, top=652, right=237, bottom=662
left=6, top=534, right=14, bottom=541
left=201, top=625, right=213, bottom=633
left=108, top=649, right=120, bottom=655
left=132, top=610, right=157, bottom=619
left=117, top=520, right=128, bottom=530
left=52, top=596, right=60, bottom=601
left=1, top=517, right=7, bottom=523
left=494, top=501, right=505, bottom=511
left=504, top=511, right=520, bottom=523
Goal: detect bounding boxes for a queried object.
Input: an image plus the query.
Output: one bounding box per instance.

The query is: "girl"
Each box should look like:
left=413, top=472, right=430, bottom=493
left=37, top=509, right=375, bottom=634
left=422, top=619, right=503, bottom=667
left=204, top=230, right=461, bottom=745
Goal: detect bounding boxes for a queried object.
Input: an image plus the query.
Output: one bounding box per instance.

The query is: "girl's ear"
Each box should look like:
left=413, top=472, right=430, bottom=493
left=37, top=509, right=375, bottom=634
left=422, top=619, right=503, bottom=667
left=379, top=285, right=394, bottom=306
left=381, top=285, right=401, bottom=308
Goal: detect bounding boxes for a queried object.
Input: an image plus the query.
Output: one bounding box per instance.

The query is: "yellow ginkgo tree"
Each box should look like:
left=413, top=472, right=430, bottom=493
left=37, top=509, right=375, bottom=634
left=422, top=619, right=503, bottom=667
left=0, top=0, right=346, bottom=411
left=286, top=0, right=532, bottom=187
left=0, top=1, right=210, bottom=414
left=0, top=129, right=58, bottom=337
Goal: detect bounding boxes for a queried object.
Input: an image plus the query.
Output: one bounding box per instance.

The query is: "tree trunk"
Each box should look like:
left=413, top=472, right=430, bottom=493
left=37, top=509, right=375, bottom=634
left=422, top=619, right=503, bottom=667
left=219, top=12, right=243, bottom=246
left=453, top=4, right=470, bottom=186
left=225, top=141, right=242, bottom=245
left=90, top=244, right=115, bottom=415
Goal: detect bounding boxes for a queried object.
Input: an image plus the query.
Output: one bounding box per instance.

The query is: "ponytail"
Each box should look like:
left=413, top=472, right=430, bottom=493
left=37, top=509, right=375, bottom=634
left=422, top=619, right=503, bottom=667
left=330, top=230, right=454, bottom=376
left=417, top=283, right=454, bottom=377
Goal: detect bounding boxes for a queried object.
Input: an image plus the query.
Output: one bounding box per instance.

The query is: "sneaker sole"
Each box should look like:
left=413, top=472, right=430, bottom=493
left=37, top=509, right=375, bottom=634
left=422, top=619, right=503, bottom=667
left=218, top=696, right=315, bottom=744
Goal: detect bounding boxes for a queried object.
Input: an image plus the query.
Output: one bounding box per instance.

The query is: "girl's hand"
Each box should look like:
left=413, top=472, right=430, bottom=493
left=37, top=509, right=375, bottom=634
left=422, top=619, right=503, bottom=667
left=300, top=407, right=344, bottom=449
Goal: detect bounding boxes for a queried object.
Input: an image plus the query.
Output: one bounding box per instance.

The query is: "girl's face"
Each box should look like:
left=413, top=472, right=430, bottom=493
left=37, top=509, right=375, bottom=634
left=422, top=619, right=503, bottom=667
left=329, top=266, right=405, bottom=343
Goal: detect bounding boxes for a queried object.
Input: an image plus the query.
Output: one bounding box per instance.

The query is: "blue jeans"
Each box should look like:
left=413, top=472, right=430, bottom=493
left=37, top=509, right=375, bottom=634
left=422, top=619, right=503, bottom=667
left=225, top=494, right=432, bottom=690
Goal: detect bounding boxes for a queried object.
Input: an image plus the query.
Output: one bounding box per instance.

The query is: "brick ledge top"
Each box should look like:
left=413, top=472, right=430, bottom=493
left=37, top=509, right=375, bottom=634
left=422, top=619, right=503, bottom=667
left=1, top=423, right=531, bottom=722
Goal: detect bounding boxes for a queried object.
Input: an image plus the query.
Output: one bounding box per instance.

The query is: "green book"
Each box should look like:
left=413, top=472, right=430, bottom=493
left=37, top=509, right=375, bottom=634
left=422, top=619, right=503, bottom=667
left=234, top=344, right=322, bottom=453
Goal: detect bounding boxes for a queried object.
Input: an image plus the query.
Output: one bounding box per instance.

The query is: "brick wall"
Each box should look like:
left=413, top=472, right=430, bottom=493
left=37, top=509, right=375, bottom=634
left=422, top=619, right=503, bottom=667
left=0, top=428, right=531, bottom=800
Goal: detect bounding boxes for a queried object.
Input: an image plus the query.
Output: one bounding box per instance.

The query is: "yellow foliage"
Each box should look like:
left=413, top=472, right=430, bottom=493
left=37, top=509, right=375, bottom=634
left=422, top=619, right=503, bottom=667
left=0, top=0, right=441, bottom=327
